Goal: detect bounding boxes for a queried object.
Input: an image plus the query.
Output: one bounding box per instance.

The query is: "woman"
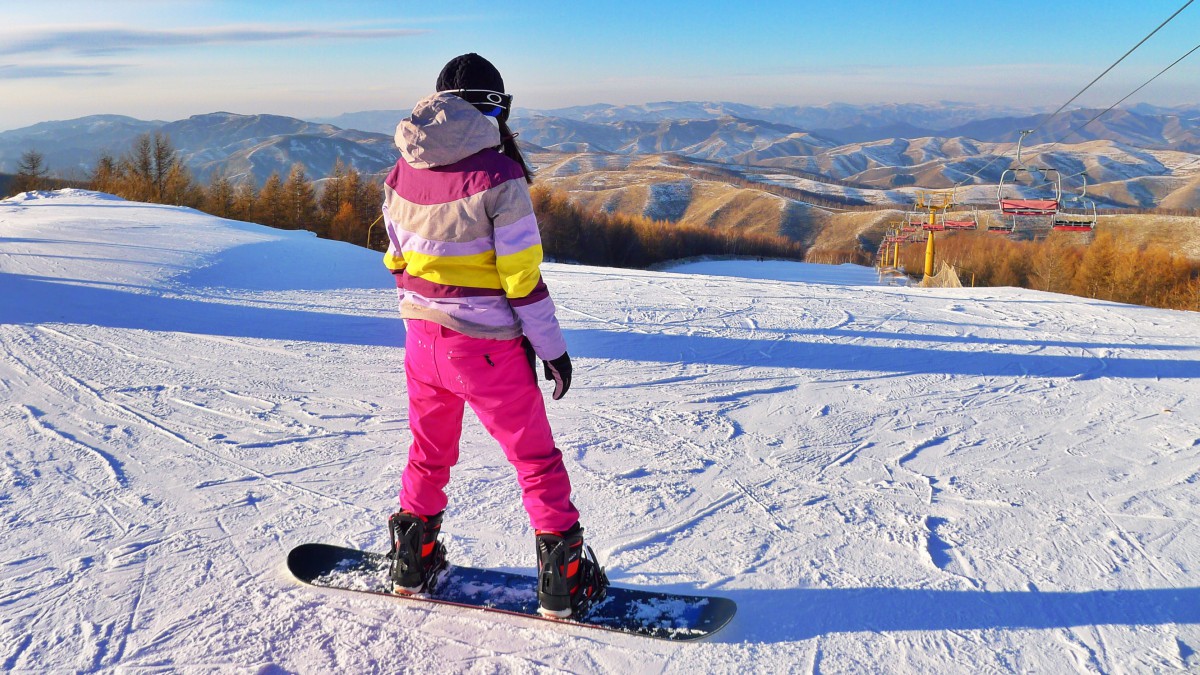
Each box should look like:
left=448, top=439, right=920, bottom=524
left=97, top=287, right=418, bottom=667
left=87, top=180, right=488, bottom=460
left=380, top=53, right=606, bottom=618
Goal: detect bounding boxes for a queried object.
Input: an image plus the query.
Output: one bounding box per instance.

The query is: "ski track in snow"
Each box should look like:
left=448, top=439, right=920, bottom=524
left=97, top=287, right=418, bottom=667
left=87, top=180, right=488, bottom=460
left=2, top=191, right=1199, bottom=672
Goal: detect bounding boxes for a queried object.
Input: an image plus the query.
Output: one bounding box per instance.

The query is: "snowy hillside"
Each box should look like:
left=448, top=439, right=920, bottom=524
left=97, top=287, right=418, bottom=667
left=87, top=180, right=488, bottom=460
left=2, top=190, right=1198, bottom=673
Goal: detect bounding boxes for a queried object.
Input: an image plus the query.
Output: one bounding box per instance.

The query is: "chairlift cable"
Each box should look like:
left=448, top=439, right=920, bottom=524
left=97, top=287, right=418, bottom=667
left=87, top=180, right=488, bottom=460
left=1027, top=40, right=1200, bottom=169
left=1028, top=0, right=1194, bottom=136
left=954, top=0, right=1194, bottom=190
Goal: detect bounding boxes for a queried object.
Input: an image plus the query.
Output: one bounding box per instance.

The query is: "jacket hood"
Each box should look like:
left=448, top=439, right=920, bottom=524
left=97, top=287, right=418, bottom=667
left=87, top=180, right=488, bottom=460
left=395, top=92, right=501, bottom=169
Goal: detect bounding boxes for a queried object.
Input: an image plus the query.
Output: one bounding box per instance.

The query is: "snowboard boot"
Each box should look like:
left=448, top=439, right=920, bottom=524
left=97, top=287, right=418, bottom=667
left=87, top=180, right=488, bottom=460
left=388, top=510, right=447, bottom=594
left=535, top=523, right=609, bottom=618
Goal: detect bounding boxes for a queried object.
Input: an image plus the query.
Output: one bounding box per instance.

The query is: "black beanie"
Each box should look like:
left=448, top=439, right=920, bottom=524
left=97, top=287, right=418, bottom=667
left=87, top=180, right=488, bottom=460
left=436, top=53, right=505, bottom=95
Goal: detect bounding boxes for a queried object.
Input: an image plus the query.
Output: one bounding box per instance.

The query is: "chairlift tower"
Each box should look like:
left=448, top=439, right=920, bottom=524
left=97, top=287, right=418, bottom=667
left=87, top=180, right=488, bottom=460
left=913, top=189, right=956, bottom=277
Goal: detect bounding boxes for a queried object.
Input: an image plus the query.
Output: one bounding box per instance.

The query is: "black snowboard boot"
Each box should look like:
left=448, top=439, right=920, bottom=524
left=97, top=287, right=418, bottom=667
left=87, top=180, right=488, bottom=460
left=388, top=510, right=447, bottom=594
left=535, top=523, right=608, bottom=618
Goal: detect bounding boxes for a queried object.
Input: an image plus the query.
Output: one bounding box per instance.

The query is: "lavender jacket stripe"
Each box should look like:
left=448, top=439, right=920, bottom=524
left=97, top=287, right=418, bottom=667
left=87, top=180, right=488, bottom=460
left=392, top=228, right=496, bottom=259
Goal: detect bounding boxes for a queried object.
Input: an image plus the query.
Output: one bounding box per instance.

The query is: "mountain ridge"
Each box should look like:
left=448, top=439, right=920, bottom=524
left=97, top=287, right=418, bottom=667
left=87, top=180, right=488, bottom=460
left=3, top=103, right=1198, bottom=214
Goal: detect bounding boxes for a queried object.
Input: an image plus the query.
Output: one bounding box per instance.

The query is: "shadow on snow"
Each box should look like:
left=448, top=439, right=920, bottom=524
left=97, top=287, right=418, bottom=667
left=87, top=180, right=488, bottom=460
left=712, top=586, right=1200, bottom=644
left=566, top=328, right=1200, bottom=380
left=0, top=273, right=404, bottom=348
left=3, top=273, right=1197, bottom=379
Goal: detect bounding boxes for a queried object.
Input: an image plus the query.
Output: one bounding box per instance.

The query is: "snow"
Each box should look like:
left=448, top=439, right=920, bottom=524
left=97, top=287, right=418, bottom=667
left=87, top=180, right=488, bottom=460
left=2, top=189, right=1199, bottom=672
left=752, top=173, right=910, bottom=206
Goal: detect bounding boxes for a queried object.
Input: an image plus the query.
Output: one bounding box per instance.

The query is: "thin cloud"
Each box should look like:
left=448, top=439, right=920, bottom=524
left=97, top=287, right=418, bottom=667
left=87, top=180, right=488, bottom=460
left=0, top=63, right=124, bottom=79
left=0, top=26, right=429, bottom=56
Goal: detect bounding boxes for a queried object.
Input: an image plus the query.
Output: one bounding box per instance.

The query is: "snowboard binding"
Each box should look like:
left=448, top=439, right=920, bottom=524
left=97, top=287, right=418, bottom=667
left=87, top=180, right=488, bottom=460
left=388, top=510, right=447, bottom=594
left=535, top=523, right=609, bottom=619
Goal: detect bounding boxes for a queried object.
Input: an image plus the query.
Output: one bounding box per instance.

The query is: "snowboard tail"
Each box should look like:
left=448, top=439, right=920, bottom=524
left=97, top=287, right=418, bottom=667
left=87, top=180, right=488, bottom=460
left=286, top=543, right=736, bottom=642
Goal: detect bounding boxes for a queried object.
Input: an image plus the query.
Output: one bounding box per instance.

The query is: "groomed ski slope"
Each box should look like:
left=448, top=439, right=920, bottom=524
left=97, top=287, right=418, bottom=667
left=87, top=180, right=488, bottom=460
left=2, top=190, right=1198, bottom=673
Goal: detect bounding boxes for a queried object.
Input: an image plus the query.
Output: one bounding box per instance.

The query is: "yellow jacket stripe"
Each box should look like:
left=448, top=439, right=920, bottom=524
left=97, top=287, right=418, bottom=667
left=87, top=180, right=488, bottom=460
left=400, top=244, right=543, bottom=297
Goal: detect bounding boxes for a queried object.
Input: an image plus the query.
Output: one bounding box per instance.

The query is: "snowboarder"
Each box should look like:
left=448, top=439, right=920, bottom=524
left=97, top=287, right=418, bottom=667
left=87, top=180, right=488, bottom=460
left=380, top=53, right=607, bottom=618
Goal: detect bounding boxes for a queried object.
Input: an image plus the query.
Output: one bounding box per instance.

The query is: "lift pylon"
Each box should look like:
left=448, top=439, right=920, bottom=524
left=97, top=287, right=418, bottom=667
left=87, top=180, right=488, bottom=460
left=912, top=189, right=956, bottom=277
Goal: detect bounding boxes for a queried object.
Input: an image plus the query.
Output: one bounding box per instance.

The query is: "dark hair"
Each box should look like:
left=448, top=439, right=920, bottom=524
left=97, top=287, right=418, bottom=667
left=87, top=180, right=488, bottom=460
left=498, top=119, right=533, bottom=184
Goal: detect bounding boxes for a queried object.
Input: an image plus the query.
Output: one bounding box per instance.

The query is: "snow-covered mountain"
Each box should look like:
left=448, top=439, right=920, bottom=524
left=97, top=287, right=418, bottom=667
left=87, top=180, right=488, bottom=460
left=508, top=112, right=1200, bottom=208
left=938, top=108, right=1200, bottom=153
left=4, top=104, right=1200, bottom=213
left=158, top=112, right=397, bottom=183
left=514, top=115, right=839, bottom=161
left=0, top=115, right=161, bottom=175
left=316, top=101, right=1020, bottom=136
left=533, top=100, right=1044, bottom=131
left=2, top=190, right=1198, bottom=672
left=529, top=101, right=1200, bottom=151
left=0, top=113, right=397, bottom=183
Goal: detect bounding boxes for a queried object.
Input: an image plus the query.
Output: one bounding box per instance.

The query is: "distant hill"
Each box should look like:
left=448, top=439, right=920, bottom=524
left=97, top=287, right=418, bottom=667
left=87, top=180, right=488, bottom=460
left=515, top=115, right=845, bottom=162
left=939, top=108, right=1200, bottom=152
left=532, top=100, right=1045, bottom=132
left=0, top=113, right=397, bottom=185
left=530, top=152, right=888, bottom=252
left=3, top=102, right=1198, bottom=215
left=0, top=115, right=160, bottom=174
left=524, top=122, right=1199, bottom=211
left=158, top=112, right=397, bottom=183
left=308, top=110, right=410, bottom=136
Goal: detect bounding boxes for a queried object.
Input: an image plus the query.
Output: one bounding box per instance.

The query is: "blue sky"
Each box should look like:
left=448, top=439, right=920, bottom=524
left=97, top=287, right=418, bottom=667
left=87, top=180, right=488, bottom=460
left=2, top=0, right=1199, bottom=130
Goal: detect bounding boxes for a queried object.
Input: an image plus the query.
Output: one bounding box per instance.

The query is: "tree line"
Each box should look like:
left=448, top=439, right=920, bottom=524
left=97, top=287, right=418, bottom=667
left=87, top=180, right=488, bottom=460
left=83, top=133, right=385, bottom=247
left=531, top=184, right=806, bottom=267
left=6, top=135, right=808, bottom=270
left=893, top=230, right=1200, bottom=311
left=9, top=135, right=1199, bottom=309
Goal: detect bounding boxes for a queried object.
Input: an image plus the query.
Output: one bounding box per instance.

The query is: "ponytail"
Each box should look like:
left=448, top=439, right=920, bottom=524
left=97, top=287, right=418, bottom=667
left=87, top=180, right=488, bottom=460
left=497, top=118, right=533, bottom=184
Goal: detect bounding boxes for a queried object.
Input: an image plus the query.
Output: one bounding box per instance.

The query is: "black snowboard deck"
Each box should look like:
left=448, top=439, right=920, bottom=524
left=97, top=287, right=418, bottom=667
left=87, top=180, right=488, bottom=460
left=287, top=543, right=736, bottom=642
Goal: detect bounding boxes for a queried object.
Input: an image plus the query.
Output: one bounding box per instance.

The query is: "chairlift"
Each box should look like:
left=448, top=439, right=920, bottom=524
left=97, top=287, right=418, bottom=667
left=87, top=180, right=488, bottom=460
left=905, top=213, right=931, bottom=233
left=1052, top=174, right=1098, bottom=232
left=943, top=208, right=979, bottom=231
left=997, top=130, right=1062, bottom=216
left=984, top=212, right=1016, bottom=235
left=1051, top=218, right=1095, bottom=232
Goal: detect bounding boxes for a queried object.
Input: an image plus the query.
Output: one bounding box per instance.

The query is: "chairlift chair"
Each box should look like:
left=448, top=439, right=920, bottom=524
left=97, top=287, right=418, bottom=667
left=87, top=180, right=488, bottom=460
left=996, top=130, right=1062, bottom=216
left=1052, top=174, right=1098, bottom=232
left=943, top=208, right=979, bottom=231
left=984, top=212, right=1017, bottom=234
left=905, top=211, right=929, bottom=232
left=1051, top=218, right=1095, bottom=232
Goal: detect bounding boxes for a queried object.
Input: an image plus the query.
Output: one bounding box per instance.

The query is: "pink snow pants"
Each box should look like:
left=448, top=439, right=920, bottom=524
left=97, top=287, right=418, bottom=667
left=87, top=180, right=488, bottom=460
left=400, top=319, right=579, bottom=532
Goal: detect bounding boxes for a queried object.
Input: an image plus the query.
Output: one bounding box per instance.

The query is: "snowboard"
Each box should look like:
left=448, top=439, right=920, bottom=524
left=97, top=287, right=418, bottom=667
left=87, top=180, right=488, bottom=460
left=286, top=543, right=736, bottom=642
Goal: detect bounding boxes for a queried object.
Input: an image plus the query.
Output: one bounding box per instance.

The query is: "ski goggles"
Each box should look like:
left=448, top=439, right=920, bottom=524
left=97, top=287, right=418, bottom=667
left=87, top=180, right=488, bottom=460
left=438, top=89, right=513, bottom=118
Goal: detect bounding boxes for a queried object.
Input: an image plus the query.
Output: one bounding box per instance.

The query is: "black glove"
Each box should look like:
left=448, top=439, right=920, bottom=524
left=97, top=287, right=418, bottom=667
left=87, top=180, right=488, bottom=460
left=543, top=352, right=572, bottom=400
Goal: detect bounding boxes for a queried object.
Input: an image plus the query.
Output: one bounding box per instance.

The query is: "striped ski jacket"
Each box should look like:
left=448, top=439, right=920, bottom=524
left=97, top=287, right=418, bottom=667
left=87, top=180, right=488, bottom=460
left=381, top=92, right=567, bottom=360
